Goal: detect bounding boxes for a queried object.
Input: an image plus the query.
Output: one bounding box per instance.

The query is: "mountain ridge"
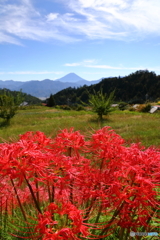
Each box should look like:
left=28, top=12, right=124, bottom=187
left=53, top=70, right=160, bottom=105
left=0, top=73, right=101, bottom=98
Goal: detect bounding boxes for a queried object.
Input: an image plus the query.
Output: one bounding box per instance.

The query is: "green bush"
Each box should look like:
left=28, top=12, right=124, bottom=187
left=76, top=105, right=85, bottom=111
left=118, top=102, right=128, bottom=111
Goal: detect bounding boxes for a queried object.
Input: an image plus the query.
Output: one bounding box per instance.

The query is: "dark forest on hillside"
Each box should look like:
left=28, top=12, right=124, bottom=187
left=53, top=70, right=160, bottom=105
left=0, top=89, right=42, bottom=105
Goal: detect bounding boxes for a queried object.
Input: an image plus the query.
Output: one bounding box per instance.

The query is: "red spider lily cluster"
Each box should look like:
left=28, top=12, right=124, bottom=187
left=0, top=127, right=159, bottom=239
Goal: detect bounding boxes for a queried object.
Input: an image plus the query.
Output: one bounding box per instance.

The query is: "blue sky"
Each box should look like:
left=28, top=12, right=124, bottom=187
left=1, top=0, right=160, bottom=81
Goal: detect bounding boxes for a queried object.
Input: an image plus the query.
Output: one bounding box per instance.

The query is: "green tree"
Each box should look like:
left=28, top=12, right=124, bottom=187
left=89, top=89, right=114, bottom=122
left=0, top=91, right=23, bottom=123
left=47, top=94, right=55, bottom=107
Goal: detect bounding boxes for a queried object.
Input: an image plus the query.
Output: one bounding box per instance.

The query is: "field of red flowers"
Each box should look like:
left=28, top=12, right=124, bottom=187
left=0, top=127, right=159, bottom=239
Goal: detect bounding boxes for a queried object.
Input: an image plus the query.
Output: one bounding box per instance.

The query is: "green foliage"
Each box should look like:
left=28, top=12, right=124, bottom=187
left=0, top=97, right=18, bottom=122
left=56, top=105, right=71, bottom=110
left=22, top=94, right=42, bottom=105
left=89, top=89, right=115, bottom=121
left=0, top=91, right=24, bottom=123
left=0, top=89, right=41, bottom=105
left=47, top=94, right=55, bottom=107
left=74, top=104, right=85, bottom=111
left=118, top=102, right=128, bottom=111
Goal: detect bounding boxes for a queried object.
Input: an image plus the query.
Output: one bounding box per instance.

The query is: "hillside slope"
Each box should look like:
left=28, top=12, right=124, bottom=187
left=53, top=70, right=160, bottom=105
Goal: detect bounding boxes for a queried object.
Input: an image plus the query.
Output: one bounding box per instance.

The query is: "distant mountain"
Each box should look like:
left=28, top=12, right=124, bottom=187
left=55, top=73, right=85, bottom=83
left=0, top=73, right=101, bottom=98
left=55, top=73, right=100, bottom=85
left=18, top=80, right=82, bottom=98
left=0, top=80, right=24, bottom=90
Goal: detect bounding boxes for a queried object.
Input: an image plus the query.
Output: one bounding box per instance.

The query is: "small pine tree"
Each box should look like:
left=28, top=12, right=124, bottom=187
left=47, top=94, right=55, bottom=107
left=89, top=89, right=115, bottom=122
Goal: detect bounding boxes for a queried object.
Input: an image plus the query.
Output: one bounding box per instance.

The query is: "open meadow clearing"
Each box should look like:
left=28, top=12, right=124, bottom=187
left=0, top=106, right=160, bottom=147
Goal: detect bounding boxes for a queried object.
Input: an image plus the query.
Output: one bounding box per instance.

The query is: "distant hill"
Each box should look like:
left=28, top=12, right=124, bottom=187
left=0, top=80, right=23, bottom=89
left=0, top=73, right=100, bottom=98
left=0, top=89, right=42, bottom=105
left=53, top=70, right=160, bottom=105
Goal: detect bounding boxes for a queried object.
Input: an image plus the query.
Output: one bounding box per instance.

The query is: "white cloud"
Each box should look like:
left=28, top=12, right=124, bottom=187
left=64, top=59, right=97, bottom=67
left=64, top=60, right=160, bottom=72
left=83, top=59, right=96, bottom=63
left=64, top=61, right=139, bottom=70
left=0, top=0, right=79, bottom=45
left=46, top=13, right=59, bottom=21
left=65, top=63, right=81, bottom=66
left=88, top=65, right=160, bottom=72
left=0, top=32, right=22, bottom=45
left=1, top=0, right=160, bottom=45
left=67, top=0, right=160, bottom=40
left=86, top=65, right=138, bottom=70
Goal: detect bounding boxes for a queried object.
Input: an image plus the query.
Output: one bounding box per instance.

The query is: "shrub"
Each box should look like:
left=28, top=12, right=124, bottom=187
left=118, top=102, right=128, bottom=111
left=75, top=104, right=85, bottom=111
left=136, top=103, right=151, bottom=112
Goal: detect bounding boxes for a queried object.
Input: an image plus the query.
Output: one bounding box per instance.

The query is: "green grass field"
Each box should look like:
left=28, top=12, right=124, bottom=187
left=0, top=106, right=160, bottom=147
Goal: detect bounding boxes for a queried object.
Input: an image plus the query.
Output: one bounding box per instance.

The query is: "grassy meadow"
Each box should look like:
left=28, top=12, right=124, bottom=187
left=0, top=106, right=160, bottom=147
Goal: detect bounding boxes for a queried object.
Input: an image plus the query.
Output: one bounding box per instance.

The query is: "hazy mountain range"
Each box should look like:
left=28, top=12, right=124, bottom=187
left=0, top=73, right=101, bottom=98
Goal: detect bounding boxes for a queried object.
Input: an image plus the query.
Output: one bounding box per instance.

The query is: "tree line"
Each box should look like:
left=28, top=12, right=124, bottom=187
left=52, top=70, right=160, bottom=105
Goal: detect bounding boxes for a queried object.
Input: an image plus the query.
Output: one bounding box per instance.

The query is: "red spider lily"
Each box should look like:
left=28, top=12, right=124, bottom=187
left=53, top=128, right=85, bottom=156
left=0, top=127, right=159, bottom=239
left=19, top=131, right=52, bottom=148
left=87, top=126, right=125, bottom=162
left=35, top=201, right=89, bottom=240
